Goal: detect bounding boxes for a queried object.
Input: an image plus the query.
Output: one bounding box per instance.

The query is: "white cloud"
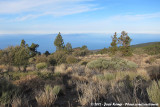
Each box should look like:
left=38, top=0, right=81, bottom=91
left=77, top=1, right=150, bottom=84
left=0, top=1, right=160, bottom=35
left=56, top=12, right=160, bottom=34
left=0, top=0, right=98, bottom=20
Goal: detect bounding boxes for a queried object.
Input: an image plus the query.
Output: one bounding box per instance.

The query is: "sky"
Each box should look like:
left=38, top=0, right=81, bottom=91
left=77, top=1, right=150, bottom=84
left=0, top=0, right=160, bottom=34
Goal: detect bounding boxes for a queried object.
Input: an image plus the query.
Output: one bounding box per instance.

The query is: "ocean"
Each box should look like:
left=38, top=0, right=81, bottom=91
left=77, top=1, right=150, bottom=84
left=0, top=33, right=160, bottom=53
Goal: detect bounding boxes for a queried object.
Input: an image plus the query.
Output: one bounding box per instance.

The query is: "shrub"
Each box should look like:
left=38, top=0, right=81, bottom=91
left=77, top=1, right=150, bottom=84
left=28, top=57, right=36, bottom=64
left=126, top=60, right=138, bottom=69
left=107, top=76, right=151, bottom=103
left=37, top=71, right=61, bottom=80
left=145, top=57, right=156, bottom=64
left=0, top=65, right=7, bottom=72
left=87, top=58, right=138, bottom=71
left=52, top=85, right=61, bottom=95
left=36, top=62, right=48, bottom=70
left=146, top=65, right=160, bottom=80
left=53, top=51, right=67, bottom=65
left=11, top=96, right=29, bottom=107
left=110, top=58, right=137, bottom=70
left=48, top=55, right=56, bottom=66
left=96, top=48, right=109, bottom=54
left=102, top=60, right=110, bottom=69
left=35, top=85, right=61, bottom=107
left=54, top=64, right=66, bottom=74
left=96, top=73, right=116, bottom=81
left=66, top=56, right=78, bottom=64
left=37, top=72, right=53, bottom=80
left=76, top=81, right=107, bottom=106
left=3, top=71, right=37, bottom=81
left=35, top=55, right=48, bottom=64
left=79, top=61, right=88, bottom=66
left=143, top=42, right=160, bottom=55
left=87, top=59, right=105, bottom=70
left=0, top=79, right=19, bottom=105
left=73, top=49, right=90, bottom=57
left=147, top=80, right=160, bottom=104
left=133, top=48, right=145, bottom=55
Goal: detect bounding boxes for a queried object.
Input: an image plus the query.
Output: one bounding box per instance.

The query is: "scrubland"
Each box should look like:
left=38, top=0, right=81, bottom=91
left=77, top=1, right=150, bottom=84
left=0, top=32, right=160, bottom=107
left=0, top=48, right=160, bottom=107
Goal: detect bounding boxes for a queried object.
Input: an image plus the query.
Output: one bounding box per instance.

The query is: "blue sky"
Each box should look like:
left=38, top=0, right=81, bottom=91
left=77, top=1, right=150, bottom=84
left=0, top=0, right=160, bottom=34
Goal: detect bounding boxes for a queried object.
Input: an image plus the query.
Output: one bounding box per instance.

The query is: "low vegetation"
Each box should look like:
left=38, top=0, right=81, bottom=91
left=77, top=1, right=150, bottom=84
left=0, top=31, right=160, bottom=106
left=143, top=42, right=160, bottom=55
left=35, top=85, right=61, bottom=107
left=147, top=80, right=160, bottom=104
left=36, top=62, right=48, bottom=70
left=87, top=57, right=138, bottom=71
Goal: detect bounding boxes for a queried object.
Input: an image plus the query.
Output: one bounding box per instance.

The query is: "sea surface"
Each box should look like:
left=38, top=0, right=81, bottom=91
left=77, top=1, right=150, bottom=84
left=0, top=33, right=160, bottom=53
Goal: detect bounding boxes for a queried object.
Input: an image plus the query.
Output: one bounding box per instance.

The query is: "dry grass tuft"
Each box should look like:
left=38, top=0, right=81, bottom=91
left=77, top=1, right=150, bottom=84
left=11, top=96, right=29, bottom=107
left=76, top=81, right=107, bottom=106
left=0, top=65, right=8, bottom=72
left=147, top=80, right=160, bottom=104
left=35, top=85, right=61, bottom=107
left=107, top=76, right=151, bottom=103
left=54, top=64, right=66, bottom=74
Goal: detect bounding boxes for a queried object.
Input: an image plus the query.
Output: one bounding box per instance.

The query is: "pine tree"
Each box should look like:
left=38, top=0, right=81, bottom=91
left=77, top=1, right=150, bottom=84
left=21, top=39, right=29, bottom=47
left=44, top=51, right=50, bottom=56
left=20, top=39, right=26, bottom=47
left=118, top=31, right=132, bottom=56
left=14, top=46, right=30, bottom=71
left=14, top=40, right=30, bottom=71
left=29, top=43, right=39, bottom=57
left=109, top=32, right=118, bottom=54
left=54, top=32, right=64, bottom=51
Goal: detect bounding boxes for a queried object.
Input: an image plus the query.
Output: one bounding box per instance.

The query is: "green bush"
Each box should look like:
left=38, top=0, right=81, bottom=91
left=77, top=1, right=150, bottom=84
left=102, top=60, right=111, bottom=69
left=87, top=58, right=138, bottom=71
left=109, top=57, right=137, bottom=70
left=87, top=59, right=105, bottom=69
left=36, top=62, right=48, bottom=70
left=66, top=56, right=78, bottom=64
